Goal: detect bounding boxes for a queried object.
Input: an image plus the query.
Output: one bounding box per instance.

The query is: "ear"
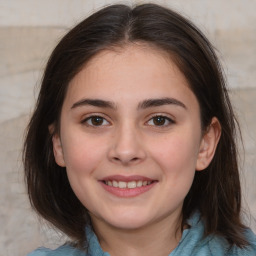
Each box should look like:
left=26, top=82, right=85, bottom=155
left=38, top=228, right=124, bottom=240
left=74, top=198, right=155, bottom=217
left=196, top=117, right=221, bottom=171
left=49, top=124, right=66, bottom=167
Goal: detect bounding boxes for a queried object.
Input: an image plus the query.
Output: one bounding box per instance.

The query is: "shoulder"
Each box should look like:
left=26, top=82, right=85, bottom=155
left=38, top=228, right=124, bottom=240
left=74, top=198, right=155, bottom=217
left=173, top=211, right=256, bottom=256
left=28, top=226, right=110, bottom=256
left=27, top=244, right=85, bottom=256
left=208, top=228, right=256, bottom=256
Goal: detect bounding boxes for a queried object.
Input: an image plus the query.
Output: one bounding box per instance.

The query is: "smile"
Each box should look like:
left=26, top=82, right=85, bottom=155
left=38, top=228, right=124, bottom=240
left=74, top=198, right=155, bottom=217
left=100, top=175, right=157, bottom=197
left=103, top=180, right=153, bottom=189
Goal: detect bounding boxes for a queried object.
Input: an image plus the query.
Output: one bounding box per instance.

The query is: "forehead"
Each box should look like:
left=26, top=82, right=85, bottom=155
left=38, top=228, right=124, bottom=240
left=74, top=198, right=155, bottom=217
left=63, top=44, right=198, bottom=111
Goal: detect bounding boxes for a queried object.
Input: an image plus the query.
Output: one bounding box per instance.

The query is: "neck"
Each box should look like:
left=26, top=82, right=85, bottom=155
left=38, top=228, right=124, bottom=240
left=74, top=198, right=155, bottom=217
left=91, top=212, right=183, bottom=256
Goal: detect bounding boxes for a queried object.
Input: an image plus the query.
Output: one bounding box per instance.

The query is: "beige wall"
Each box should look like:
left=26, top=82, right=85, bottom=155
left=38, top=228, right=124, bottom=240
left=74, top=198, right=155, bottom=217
left=1, top=0, right=255, bottom=255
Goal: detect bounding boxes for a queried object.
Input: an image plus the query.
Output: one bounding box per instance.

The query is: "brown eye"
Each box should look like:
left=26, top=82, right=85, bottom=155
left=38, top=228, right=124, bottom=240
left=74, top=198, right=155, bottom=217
left=147, top=115, right=174, bottom=127
left=153, top=116, right=166, bottom=126
left=83, top=116, right=109, bottom=126
left=91, top=116, right=104, bottom=126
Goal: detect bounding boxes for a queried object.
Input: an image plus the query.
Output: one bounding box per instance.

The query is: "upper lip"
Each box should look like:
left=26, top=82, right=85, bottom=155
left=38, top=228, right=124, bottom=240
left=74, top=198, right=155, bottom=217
left=100, top=175, right=156, bottom=182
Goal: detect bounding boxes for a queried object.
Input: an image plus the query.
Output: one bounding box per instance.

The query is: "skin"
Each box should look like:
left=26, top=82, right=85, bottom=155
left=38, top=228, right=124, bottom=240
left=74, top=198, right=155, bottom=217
left=52, top=45, right=221, bottom=256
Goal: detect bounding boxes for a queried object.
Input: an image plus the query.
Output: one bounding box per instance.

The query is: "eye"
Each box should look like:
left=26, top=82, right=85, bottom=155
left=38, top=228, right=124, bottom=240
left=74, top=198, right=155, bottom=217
left=147, top=115, right=174, bottom=127
left=82, top=115, right=110, bottom=126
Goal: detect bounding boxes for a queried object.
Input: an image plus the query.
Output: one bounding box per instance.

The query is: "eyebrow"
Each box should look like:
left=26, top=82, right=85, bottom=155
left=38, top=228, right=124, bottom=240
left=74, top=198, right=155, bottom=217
left=137, top=97, right=187, bottom=110
left=71, top=99, right=116, bottom=109
left=71, top=97, right=186, bottom=110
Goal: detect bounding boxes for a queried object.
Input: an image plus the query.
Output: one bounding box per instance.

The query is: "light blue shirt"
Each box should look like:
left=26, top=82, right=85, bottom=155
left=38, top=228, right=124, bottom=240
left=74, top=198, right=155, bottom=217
left=28, top=212, right=256, bottom=256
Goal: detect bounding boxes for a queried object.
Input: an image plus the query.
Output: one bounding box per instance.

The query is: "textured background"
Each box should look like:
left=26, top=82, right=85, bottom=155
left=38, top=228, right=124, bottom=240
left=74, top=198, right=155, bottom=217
left=0, top=0, right=255, bottom=255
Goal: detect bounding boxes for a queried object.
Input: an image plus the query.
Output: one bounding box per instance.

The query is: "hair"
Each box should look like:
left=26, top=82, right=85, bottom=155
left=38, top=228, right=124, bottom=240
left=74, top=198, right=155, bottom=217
left=23, top=3, right=248, bottom=249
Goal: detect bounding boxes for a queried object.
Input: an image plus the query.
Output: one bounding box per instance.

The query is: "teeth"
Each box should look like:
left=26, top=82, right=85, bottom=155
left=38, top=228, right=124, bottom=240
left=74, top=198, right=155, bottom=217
left=119, top=181, right=127, bottom=189
left=112, top=180, right=118, bottom=187
left=105, top=180, right=152, bottom=189
left=127, top=181, right=136, bottom=188
left=137, top=181, right=142, bottom=187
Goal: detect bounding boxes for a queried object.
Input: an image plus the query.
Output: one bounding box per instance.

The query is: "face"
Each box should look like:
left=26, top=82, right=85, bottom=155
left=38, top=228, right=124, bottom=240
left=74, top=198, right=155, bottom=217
left=52, top=45, right=219, bottom=232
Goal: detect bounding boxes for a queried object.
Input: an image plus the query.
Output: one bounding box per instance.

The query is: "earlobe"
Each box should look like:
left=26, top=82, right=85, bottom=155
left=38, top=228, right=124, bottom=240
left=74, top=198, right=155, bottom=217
left=196, top=117, right=221, bottom=171
left=49, top=125, right=66, bottom=167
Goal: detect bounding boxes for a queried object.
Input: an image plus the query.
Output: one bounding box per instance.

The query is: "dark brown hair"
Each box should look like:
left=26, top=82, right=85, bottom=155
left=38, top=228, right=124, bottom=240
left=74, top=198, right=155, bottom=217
left=23, top=3, right=248, bottom=248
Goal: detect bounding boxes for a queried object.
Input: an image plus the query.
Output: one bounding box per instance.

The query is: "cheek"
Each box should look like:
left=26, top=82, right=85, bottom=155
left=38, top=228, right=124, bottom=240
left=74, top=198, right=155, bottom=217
left=149, top=130, right=201, bottom=177
left=157, top=133, right=200, bottom=201
left=61, top=135, right=107, bottom=208
left=61, top=134, right=106, bottom=176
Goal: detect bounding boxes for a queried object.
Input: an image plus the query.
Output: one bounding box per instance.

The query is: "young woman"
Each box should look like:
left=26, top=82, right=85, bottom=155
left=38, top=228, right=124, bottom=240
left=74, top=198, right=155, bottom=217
left=24, top=3, right=256, bottom=256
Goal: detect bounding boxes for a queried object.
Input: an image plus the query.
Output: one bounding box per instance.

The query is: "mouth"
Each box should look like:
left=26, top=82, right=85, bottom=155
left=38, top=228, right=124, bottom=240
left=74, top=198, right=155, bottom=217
left=103, top=180, right=154, bottom=189
left=100, top=175, right=157, bottom=197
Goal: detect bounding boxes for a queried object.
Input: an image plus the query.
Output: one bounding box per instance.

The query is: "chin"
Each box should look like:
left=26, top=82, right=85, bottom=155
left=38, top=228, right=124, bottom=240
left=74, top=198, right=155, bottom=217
left=110, top=220, right=150, bottom=230
left=103, top=211, right=154, bottom=230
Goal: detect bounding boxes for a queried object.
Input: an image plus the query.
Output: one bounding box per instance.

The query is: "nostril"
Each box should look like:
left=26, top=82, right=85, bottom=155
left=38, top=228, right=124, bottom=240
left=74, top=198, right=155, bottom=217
left=112, top=156, right=140, bottom=164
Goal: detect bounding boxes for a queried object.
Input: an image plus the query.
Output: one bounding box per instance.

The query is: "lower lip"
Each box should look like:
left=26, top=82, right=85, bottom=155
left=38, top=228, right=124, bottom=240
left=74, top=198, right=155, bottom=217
left=100, top=182, right=156, bottom=198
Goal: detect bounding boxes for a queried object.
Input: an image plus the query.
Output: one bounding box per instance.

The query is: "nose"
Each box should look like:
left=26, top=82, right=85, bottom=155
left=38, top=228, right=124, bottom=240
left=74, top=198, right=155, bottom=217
left=107, top=123, right=147, bottom=166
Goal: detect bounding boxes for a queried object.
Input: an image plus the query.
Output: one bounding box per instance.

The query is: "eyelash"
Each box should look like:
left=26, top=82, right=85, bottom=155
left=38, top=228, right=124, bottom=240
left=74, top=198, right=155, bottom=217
left=81, top=114, right=175, bottom=127
left=82, top=115, right=110, bottom=127
left=146, top=115, right=175, bottom=127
